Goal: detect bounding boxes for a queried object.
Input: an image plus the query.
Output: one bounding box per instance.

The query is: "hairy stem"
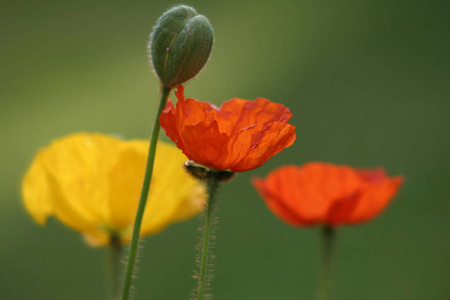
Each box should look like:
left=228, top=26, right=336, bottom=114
left=196, top=172, right=220, bottom=300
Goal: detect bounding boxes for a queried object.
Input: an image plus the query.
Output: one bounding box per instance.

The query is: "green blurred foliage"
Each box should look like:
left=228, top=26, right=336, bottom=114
left=1, top=0, right=449, bottom=299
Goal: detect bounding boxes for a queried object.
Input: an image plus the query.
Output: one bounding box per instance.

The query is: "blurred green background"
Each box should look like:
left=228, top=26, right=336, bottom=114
left=1, top=0, right=449, bottom=299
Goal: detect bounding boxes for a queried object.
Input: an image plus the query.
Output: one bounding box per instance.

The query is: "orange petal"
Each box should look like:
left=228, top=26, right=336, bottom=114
left=253, top=163, right=403, bottom=227
left=252, top=176, right=308, bottom=226
left=179, top=98, right=233, bottom=135
left=254, top=163, right=364, bottom=225
left=159, top=100, right=181, bottom=145
left=257, top=165, right=324, bottom=225
left=347, top=176, right=404, bottom=224
left=231, top=122, right=296, bottom=172
left=178, top=120, right=232, bottom=170
left=160, top=87, right=296, bottom=172
left=295, top=163, right=363, bottom=222
left=219, top=98, right=293, bottom=135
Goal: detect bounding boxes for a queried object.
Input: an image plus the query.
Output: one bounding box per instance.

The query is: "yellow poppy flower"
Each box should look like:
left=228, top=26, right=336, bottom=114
left=22, top=133, right=205, bottom=247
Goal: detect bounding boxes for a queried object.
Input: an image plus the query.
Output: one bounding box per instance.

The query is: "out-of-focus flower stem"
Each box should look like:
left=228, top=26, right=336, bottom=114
left=121, top=86, right=171, bottom=300
left=197, top=171, right=220, bottom=300
left=318, top=226, right=336, bottom=300
left=108, top=234, right=122, bottom=300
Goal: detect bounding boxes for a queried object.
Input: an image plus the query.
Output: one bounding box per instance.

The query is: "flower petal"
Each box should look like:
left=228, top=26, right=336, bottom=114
left=139, top=142, right=205, bottom=237
left=347, top=176, right=404, bottom=224
left=22, top=133, right=206, bottom=247
left=178, top=120, right=231, bottom=169
left=253, top=163, right=364, bottom=225
left=218, top=98, right=293, bottom=135
left=231, top=122, right=296, bottom=172
left=44, top=133, right=120, bottom=221
left=160, top=99, right=185, bottom=151
left=175, top=86, right=232, bottom=135
left=253, top=163, right=403, bottom=227
left=107, top=140, right=149, bottom=231
left=22, top=150, right=54, bottom=225
left=252, top=168, right=312, bottom=226
left=21, top=133, right=122, bottom=243
left=294, top=163, right=363, bottom=222
left=159, top=86, right=296, bottom=172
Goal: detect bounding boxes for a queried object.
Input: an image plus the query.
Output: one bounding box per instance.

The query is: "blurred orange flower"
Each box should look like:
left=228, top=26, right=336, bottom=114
left=252, top=162, right=403, bottom=226
left=159, top=85, right=296, bottom=172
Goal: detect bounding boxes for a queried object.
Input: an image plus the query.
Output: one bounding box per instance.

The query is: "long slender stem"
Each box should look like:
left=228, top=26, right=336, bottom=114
left=196, top=172, right=220, bottom=300
left=107, top=234, right=122, bottom=300
left=121, top=86, right=171, bottom=300
left=318, top=226, right=336, bottom=300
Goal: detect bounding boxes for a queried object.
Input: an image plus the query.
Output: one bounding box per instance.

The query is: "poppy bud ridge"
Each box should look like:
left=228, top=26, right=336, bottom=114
left=149, top=5, right=214, bottom=88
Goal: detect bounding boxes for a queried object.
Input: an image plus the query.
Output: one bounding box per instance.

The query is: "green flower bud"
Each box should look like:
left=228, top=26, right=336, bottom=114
left=149, top=5, right=214, bottom=88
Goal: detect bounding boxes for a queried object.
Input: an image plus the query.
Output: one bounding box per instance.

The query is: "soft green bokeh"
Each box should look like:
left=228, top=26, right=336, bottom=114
left=1, top=0, right=449, bottom=299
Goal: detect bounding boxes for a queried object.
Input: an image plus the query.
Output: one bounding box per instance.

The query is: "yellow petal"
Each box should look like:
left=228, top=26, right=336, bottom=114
left=107, top=140, right=148, bottom=230
left=22, top=150, right=54, bottom=225
left=108, top=140, right=206, bottom=244
left=22, top=133, right=123, bottom=244
left=22, top=133, right=205, bottom=247
left=139, top=141, right=206, bottom=237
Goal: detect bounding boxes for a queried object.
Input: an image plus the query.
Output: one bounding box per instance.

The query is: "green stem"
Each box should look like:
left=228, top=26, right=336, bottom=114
left=107, top=234, right=122, bottom=300
left=121, top=86, right=171, bottom=300
left=318, top=226, right=336, bottom=300
left=196, top=172, right=220, bottom=300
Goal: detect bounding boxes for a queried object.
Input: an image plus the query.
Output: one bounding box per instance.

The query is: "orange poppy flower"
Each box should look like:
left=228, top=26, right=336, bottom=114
left=252, top=162, right=403, bottom=226
left=159, top=85, right=296, bottom=172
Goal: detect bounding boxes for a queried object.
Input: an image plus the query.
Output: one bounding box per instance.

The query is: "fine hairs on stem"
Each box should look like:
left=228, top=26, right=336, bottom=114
left=194, top=172, right=220, bottom=300
left=120, top=238, right=145, bottom=299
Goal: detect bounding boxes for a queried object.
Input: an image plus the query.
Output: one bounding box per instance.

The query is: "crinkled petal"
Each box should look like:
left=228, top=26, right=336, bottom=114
left=178, top=120, right=231, bottom=169
left=219, top=98, right=293, bottom=135
left=160, top=99, right=185, bottom=151
left=160, top=97, right=230, bottom=156
left=175, top=86, right=232, bottom=135
left=231, top=122, right=296, bottom=172
left=159, top=85, right=296, bottom=172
